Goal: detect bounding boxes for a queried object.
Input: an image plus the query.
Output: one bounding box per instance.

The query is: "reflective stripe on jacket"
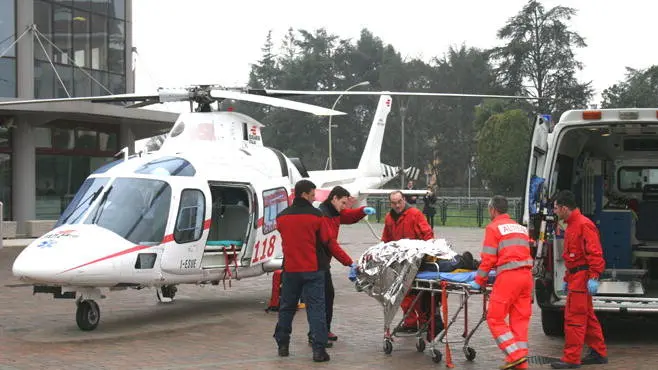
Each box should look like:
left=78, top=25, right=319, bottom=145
left=474, top=214, right=533, bottom=286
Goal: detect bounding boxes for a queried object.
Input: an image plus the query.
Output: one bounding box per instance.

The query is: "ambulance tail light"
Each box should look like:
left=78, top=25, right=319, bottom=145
left=583, top=110, right=602, bottom=120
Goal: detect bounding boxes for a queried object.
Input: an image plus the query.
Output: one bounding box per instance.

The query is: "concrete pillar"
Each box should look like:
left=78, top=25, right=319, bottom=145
left=12, top=118, right=36, bottom=234
left=120, top=123, right=135, bottom=154
left=125, top=0, right=134, bottom=94
left=16, top=0, right=35, bottom=99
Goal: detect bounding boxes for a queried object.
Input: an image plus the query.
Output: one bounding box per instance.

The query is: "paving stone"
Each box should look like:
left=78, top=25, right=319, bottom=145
left=1, top=224, right=657, bottom=369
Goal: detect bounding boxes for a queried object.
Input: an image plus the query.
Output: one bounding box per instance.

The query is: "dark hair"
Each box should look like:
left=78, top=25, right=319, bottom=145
left=488, top=195, right=508, bottom=214
left=323, top=186, right=350, bottom=206
left=294, top=179, right=316, bottom=198
left=554, top=189, right=577, bottom=210
left=389, top=190, right=404, bottom=200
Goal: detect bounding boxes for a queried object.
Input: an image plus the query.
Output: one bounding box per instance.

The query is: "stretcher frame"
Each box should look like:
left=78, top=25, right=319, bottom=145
left=382, top=264, right=492, bottom=368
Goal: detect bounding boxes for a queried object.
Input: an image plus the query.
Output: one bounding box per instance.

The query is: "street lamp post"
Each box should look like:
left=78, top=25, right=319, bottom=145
left=328, top=81, right=370, bottom=170
left=400, top=105, right=407, bottom=188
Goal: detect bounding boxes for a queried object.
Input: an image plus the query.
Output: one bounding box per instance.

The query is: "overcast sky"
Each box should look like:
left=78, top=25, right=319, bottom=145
left=132, top=0, right=656, bottom=113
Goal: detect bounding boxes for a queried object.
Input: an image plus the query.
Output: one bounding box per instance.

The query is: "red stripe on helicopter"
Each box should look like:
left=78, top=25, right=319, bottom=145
left=60, top=244, right=153, bottom=273
left=60, top=219, right=213, bottom=273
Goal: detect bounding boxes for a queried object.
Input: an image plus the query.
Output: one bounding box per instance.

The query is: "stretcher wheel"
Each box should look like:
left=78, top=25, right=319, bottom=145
left=431, top=348, right=442, bottom=363
left=464, top=346, right=476, bottom=361
left=383, top=339, right=393, bottom=354
left=416, top=338, right=426, bottom=352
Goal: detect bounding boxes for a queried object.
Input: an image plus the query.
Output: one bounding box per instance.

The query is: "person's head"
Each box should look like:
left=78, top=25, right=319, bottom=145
left=487, top=195, right=508, bottom=220
left=389, top=190, right=406, bottom=213
left=407, top=180, right=414, bottom=189
left=294, top=179, right=316, bottom=203
left=324, top=185, right=351, bottom=212
left=553, top=190, right=578, bottom=221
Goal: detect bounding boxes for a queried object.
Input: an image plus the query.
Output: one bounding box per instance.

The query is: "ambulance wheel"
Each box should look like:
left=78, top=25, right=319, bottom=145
left=383, top=339, right=393, bottom=354
left=431, top=348, right=442, bottom=363
left=541, top=308, right=564, bottom=337
left=464, top=346, right=476, bottom=361
left=416, top=338, right=426, bottom=352
left=76, top=300, right=100, bottom=331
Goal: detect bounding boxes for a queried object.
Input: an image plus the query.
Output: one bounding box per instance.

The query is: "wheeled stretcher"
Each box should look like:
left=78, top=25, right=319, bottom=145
left=382, top=265, right=496, bottom=367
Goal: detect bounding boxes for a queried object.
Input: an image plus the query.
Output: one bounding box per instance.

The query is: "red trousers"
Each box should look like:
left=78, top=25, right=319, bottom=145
left=562, top=270, right=607, bottom=364
left=487, top=268, right=533, bottom=368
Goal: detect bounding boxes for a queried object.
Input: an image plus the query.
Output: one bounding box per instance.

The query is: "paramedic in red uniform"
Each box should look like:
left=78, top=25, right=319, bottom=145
left=310, top=186, right=375, bottom=344
left=381, top=190, right=435, bottom=332
left=550, top=190, right=608, bottom=369
left=469, top=195, right=534, bottom=370
left=273, top=180, right=354, bottom=363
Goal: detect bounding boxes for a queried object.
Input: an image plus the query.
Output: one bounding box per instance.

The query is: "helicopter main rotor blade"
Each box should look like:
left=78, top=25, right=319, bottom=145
left=0, top=93, right=164, bottom=106
left=210, top=89, right=346, bottom=116
left=260, top=90, right=544, bottom=100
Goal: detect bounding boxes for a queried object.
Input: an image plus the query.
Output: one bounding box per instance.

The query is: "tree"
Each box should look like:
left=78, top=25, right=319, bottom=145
left=476, top=109, right=531, bottom=195
left=489, top=0, right=592, bottom=118
left=601, top=65, right=658, bottom=108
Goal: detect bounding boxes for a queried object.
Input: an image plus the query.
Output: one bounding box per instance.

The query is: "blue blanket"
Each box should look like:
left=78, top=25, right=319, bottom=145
left=415, top=270, right=496, bottom=284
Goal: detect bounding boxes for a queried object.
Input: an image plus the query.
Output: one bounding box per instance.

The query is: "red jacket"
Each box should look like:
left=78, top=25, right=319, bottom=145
left=562, top=208, right=605, bottom=281
left=475, top=214, right=533, bottom=286
left=276, top=197, right=353, bottom=272
left=318, top=203, right=364, bottom=268
left=381, top=205, right=434, bottom=243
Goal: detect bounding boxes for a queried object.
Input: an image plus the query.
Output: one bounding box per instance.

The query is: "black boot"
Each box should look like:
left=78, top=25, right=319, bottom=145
left=313, top=349, right=330, bottom=362
left=581, top=349, right=608, bottom=365
left=277, top=344, right=289, bottom=357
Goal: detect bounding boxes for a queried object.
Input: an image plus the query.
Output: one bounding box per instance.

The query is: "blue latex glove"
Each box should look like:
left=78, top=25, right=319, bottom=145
left=587, top=279, right=600, bottom=295
left=363, top=207, right=376, bottom=215
left=468, top=281, right=481, bottom=291
left=563, top=282, right=568, bottom=293
left=348, top=263, right=358, bottom=282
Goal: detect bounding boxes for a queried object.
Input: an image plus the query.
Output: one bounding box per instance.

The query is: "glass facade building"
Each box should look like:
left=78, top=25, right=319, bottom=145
left=0, top=0, right=138, bottom=225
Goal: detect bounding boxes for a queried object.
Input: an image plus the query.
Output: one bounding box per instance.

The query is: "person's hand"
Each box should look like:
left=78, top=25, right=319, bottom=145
left=468, top=281, right=481, bottom=291
left=363, top=207, right=376, bottom=215
left=348, top=263, right=359, bottom=282
left=587, top=279, right=600, bottom=295
left=563, top=281, right=568, bottom=293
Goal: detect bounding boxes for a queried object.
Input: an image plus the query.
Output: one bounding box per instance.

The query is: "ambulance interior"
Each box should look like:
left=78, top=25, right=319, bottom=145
left=550, top=124, right=658, bottom=298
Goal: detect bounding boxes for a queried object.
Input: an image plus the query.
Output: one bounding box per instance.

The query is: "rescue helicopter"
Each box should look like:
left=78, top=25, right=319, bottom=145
left=2, top=85, right=538, bottom=331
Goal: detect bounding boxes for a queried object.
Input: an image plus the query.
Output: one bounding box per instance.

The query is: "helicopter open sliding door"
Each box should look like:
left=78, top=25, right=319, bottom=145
left=159, top=177, right=212, bottom=275
left=245, top=182, right=290, bottom=268
left=200, top=182, right=256, bottom=269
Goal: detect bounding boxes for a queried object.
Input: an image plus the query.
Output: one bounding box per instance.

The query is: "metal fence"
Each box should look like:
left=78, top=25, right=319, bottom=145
left=365, top=196, right=523, bottom=228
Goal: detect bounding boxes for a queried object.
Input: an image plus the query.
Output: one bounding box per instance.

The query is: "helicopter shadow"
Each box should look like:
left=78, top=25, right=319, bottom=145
left=20, top=294, right=273, bottom=344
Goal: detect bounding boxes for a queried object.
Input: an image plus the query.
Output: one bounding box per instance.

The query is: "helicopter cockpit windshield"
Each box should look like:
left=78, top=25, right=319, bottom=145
left=52, top=156, right=200, bottom=245
left=83, top=178, right=172, bottom=245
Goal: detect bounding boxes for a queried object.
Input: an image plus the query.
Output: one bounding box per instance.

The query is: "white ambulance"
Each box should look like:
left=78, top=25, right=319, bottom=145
left=524, top=108, right=658, bottom=336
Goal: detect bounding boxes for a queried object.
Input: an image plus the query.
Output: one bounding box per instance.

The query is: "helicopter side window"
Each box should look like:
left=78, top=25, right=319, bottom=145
left=134, top=156, right=196, bottom=177
left=174, top=189, right=206, bottom=244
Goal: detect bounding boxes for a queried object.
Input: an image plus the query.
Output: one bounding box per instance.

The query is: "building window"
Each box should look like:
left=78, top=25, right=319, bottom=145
left=35, top=154, right=115, bottom=219
left=0, top=0, right=15, bottom=57
left=0, top=153, right=10, bottom=220
left=0, top=58, right=16, bottom=98
left=72, top=9, right=90, bottom=68
left=0, top=127, right=10, bottom=148
left=35, top=60, right=55, bottom=98
left=52, top=4, right=73, bottom=65
left=34, top=1, right=53, bottom=60
left=35, top=127, right=53, bottom=148
left=34, top=0, right=127, bottom=97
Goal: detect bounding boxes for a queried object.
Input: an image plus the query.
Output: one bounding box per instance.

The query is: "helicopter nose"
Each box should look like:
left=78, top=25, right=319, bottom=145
left=12, top=245, right=66, bottom=283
